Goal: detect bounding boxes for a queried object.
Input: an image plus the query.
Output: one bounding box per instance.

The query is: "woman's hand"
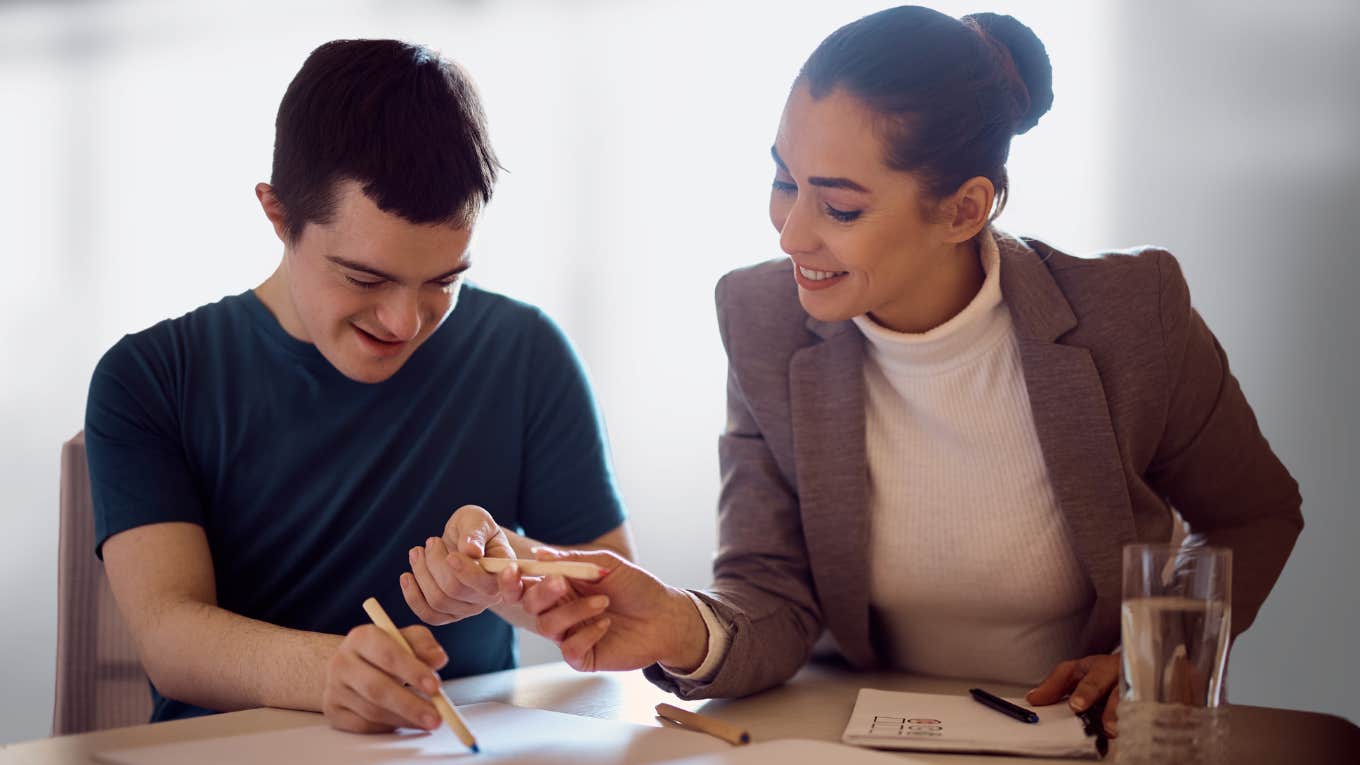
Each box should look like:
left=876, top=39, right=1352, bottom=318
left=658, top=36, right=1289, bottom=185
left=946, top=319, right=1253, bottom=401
left=520, top=547, right=710, bottom=673
left=1026, top=654, right=1121, bottom=737
left=400, top=504, right=524, bottom=625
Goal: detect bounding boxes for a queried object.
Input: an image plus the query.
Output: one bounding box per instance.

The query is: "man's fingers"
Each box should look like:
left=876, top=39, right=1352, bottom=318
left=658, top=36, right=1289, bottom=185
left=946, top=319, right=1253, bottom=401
left=426, top=535, right=503, bottom=599
left=408, top=548, right=454, bottom=614
left=428, top=537, right=499, bottom=600
left=444, top=504, right=494, bottom=556
left=338, top=685, right=428, bottom=732
left=410, top=544, right=478, bottom=615
left=336, top=645, right=440, bottom=731
left=327, top=704, right=395, bottom=734
left=349, top=625, right=443, bottom=697
left=561, top=618, right=610, bottom=672
left=400, top=625, right=449, bottom=671
left=400, top=571, right=454, bottom=626
left=521, top=576, right=571, bottom=616
left=483, top=529, right=516, bottom=560
left=496, top=566, right=525, bottom=604
left=1026, top=660, right=1081, bottom=706
left=537, top=595, right=610, bottom=642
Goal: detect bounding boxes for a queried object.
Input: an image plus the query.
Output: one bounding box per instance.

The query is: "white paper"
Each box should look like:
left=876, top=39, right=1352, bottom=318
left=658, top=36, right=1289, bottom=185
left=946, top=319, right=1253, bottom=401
left=842, top=688, right=1102, bottom=760
left=96, top=703, right=732, bottom=765
left=660, top=739, right=932, bottom=764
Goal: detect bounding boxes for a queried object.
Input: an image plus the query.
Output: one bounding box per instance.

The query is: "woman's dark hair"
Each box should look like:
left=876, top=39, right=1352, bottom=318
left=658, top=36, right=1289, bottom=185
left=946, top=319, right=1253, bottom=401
left=798, top=6, right=1053, bottom=219
left=270, top=39, right=501, bottom=242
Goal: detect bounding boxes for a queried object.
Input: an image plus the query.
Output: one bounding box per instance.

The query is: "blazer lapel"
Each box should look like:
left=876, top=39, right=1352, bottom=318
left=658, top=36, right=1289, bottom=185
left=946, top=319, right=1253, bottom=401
left=1002, top=237, right=1138, bottom=648
left=788, top=318, right=876, bottom=667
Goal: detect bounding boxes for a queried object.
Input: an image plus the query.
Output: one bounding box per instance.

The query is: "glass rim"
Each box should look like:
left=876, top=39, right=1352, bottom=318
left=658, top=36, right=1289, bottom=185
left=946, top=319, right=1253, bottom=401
left=1123, top=542, right=1232, bottom=557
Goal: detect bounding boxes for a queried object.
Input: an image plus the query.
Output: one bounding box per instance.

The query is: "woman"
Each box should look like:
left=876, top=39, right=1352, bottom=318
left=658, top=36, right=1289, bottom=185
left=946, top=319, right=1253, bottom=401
left=521, top=6, right=1303, bottom=736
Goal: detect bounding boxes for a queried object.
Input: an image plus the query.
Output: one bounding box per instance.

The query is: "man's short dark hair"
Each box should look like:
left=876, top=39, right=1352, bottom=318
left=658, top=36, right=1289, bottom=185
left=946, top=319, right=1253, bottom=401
left=271, top=39, right=500, bottom=241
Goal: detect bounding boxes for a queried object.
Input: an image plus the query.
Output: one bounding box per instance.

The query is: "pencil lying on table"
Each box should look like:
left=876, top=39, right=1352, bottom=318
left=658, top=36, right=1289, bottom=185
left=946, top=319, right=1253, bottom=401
left=655, top=703, right=750, bottom=746
left=476, top=557, right=606, bottom=580
left=361, top=597, right=479, bottom=753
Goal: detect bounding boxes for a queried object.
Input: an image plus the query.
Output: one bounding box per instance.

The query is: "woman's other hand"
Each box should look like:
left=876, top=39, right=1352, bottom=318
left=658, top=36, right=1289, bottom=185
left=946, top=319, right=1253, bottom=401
left=1026, top=653, right=1121, bottom=737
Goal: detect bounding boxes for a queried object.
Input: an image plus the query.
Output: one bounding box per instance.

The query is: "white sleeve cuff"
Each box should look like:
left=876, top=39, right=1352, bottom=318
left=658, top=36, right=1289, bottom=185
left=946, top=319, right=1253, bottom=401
left=659, top=591, right=731, bottom=682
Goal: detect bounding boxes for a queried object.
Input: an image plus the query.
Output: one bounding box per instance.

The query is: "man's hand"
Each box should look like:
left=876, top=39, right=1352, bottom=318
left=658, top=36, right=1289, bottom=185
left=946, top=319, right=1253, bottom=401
left=400, top=505, right=525, bottom=625
left=519, top=548, right=710, bottom=673
left=321, top=623, right=448, bottom=733
left=1027, top=654, right=1121, bottom=737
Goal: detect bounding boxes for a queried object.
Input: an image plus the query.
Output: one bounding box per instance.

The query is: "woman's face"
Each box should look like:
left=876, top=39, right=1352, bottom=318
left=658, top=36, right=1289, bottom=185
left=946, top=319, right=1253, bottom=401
left=769, top=83, right=967, bottom=331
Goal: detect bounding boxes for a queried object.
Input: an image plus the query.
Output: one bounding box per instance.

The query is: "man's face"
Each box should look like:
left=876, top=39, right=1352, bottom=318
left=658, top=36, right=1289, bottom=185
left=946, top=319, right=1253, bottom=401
left=279, top=180, right=473, bottom=383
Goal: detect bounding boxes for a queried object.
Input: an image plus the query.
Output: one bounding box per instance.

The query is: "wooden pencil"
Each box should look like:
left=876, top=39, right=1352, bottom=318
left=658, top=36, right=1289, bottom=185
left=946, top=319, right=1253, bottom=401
left=476, top=557, right=606, bottom=581
left=361, top=597, right=479, bottom=752
left=655, top=703, right=750, bottom=746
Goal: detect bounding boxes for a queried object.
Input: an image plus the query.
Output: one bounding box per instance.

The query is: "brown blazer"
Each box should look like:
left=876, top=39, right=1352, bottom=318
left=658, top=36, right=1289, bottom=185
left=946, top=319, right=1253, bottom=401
left=647, top=232, right=1302, bottom=700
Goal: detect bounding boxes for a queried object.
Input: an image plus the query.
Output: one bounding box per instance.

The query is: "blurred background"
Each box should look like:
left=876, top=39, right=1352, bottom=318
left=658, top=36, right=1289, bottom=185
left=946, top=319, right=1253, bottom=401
left=1, top=0, right=1356, bottom=745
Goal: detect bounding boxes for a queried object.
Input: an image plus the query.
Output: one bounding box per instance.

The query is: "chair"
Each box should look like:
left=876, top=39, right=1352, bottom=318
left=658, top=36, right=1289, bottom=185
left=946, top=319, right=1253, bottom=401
left=52, top=431, right=151, bottom=735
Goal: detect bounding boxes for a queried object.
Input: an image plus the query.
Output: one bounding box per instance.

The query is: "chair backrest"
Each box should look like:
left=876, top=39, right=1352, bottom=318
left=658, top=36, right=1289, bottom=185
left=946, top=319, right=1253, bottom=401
left=53, top=431, right=152, bottom=735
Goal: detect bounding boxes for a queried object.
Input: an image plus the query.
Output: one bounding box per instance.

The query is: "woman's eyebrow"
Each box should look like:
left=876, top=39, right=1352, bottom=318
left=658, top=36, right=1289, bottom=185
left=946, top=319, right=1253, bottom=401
left=770, top=145, right=869, bottom=193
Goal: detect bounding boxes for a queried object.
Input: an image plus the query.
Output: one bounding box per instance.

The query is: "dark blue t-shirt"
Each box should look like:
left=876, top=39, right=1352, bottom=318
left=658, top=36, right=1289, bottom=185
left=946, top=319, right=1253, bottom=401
left=85, top=284, right=626, bottom=723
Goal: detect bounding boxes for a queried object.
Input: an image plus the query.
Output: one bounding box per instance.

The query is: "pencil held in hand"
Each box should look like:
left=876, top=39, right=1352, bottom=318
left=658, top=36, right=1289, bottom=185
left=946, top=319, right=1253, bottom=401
left=361, top=598, right=479, bottom=752
left=476, top=557, right=607, bottom=580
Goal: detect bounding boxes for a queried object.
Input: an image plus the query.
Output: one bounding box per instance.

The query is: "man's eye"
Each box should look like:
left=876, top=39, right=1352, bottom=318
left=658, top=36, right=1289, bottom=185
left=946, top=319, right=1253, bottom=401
left=345, top=275, right=382, bottom=289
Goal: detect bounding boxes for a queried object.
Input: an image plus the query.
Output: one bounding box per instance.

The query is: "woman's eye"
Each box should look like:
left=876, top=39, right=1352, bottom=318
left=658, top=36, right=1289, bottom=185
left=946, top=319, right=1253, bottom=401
left=772, top=179, right=797, bottom=194
left=825, top=204, right=861, bottom=223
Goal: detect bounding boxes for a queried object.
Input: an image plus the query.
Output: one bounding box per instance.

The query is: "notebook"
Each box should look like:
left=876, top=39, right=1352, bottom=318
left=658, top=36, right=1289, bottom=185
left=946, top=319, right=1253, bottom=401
left=842, top=688, right=1106, bottom=759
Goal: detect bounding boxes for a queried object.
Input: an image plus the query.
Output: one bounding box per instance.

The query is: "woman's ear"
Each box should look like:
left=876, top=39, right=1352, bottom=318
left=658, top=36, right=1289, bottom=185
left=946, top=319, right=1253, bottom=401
left=940, top=176, right=995, bottom=244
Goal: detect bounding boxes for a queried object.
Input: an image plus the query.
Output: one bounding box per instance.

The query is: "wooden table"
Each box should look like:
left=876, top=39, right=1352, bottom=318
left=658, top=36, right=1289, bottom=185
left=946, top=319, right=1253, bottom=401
left=3, top=660, right=1356, bottom=763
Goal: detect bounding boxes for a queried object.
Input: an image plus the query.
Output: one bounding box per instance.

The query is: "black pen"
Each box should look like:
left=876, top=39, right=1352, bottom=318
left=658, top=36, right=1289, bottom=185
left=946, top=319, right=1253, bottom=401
left=1076, top=696, right=1112, bottom=756
left=969, top=688, right=1040, bottom=724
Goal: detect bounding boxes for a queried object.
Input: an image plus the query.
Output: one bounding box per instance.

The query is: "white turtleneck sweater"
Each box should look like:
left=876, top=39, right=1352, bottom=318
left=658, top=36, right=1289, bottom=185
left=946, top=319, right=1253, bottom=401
left=850, top=231, right=1093, bottom=685
left=669, top=232, right=1093, bottom=685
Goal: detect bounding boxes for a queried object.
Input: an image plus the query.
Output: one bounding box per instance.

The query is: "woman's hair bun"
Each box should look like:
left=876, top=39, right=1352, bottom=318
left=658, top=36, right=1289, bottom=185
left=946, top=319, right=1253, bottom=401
left=964, top=12, right=1053, bottom=135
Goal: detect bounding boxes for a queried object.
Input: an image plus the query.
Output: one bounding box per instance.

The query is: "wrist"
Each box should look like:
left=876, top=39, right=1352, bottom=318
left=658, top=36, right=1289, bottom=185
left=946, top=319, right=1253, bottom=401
left=657, top=587, right=709, bottom=672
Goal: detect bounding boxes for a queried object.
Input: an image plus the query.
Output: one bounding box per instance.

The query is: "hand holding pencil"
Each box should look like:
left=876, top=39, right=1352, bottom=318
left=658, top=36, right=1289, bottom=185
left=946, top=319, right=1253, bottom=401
left=320, top=601, right=453, bottom=736
left=362, top=598, right=479, bottom=752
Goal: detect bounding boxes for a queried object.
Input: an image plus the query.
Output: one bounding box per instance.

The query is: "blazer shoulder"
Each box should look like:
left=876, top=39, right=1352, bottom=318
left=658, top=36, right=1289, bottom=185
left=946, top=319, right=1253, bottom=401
left=1024, top=238, right=1188, bottom=328
left=714, top=259, right=815, bottom=354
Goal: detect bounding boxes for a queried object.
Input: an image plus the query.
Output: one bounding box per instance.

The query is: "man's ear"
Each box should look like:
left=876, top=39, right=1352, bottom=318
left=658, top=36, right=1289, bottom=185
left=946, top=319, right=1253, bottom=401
left=940, top=176, right=995, bottom=244
left=255, top=183, right=290, bottom=244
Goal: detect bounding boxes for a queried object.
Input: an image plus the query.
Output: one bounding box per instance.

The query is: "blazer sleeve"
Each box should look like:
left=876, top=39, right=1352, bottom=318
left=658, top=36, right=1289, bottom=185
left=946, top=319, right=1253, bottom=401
left=644, top=273, right=824, bottom=699
left=1146, top=251, right=1303, bottom=636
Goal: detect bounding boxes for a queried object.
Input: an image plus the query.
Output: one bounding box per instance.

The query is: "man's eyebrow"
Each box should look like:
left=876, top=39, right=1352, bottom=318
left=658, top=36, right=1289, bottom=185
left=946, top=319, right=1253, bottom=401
left=326, top=255, right=472, bottom=282
left=770, top=145, right=869, bottom=194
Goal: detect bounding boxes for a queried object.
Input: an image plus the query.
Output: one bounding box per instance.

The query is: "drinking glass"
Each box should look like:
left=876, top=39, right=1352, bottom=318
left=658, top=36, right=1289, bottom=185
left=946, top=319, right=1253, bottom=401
left=1118, top=543, right=1232, bottom=764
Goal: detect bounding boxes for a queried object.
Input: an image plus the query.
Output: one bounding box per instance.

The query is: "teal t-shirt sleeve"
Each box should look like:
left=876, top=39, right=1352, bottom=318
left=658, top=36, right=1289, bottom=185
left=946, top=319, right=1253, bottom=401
left=515, top=311, right=627, bottom=545
left=85, top=333, right=206, bottom=558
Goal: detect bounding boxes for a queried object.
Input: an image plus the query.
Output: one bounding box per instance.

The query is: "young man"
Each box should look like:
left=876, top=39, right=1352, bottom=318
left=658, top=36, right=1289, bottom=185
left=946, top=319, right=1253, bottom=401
left=86, top=39, right=631, bottom=734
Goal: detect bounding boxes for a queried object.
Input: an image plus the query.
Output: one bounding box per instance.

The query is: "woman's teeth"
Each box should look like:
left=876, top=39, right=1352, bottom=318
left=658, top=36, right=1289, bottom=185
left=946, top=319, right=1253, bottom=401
left=799, top=265, right=845, bottom=281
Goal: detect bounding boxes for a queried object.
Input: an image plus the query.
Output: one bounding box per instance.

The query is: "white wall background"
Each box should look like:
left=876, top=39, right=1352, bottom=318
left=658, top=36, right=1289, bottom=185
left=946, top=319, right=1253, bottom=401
left=0, top=0, right=1354, bottom=745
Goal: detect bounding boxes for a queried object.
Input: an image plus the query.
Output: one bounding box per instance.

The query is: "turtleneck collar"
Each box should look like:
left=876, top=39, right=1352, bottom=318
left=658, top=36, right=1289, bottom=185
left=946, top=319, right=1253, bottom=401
left=851, top=229, right=1011, bottom=376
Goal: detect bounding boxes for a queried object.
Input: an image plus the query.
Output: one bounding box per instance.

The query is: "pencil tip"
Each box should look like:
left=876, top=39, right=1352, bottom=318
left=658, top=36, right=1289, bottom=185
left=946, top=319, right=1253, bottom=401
left=470, top=743, right=480, bottom=753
